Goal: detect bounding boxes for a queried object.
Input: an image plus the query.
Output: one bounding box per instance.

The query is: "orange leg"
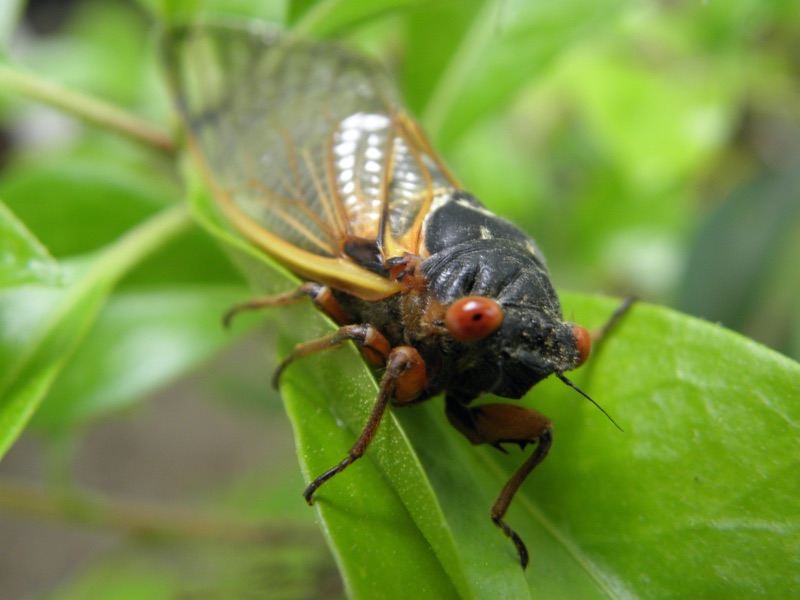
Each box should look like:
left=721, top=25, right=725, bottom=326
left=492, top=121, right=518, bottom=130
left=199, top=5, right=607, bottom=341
left=271, top=323, right=393, bottom=388
left=446, top=399, right=552, bottom=569
left=592, top=296, right=635, bottom=343
left=223, top=282, right=352, bottom=328
left=303, top=345, right=427, bottom=504
left=224, top=285, right=430, bottom=519
left=490, top=422, right=551, bottom=571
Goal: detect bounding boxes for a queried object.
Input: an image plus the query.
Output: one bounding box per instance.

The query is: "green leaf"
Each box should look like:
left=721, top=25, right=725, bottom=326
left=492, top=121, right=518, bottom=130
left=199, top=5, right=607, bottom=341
left=260, top=287, right=800, bottom=597
left=0, top=158, right=172, bottom=258
left=291, top=0, right=430, bottom=37
left=31, top=285, right=250, bottom=432
left=679, top=171, right=800, bottom=356
left=137, top=0, right=285, bottom=25
left=0, top=0, right=24, bottom=53
left=554, top=49, right=731, bottom=190
left=0, top=205, right=192, bottom=459
left=17, top=0, right=158, bottom=114
left=0, top=199, right=61, bottom=289
left=520, top=295, right=800, bottom=598
left=418, top=0, right=633, bottom=147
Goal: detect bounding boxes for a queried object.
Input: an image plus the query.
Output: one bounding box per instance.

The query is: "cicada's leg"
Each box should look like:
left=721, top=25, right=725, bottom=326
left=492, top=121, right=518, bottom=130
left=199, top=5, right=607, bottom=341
left=223, top=282, right=352, bottom=328
left=303, top=345, right=426, bottom=504
left=592, top=295, right=635, bottom=344
left=272, top=323, right=395, bottom=388
left=445, top=399, right=553, bottom=569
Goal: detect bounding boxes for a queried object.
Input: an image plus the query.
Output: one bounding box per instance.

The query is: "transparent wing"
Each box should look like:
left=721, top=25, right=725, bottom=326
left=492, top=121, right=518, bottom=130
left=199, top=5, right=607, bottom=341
left=162, top=25, right=457, bottom=279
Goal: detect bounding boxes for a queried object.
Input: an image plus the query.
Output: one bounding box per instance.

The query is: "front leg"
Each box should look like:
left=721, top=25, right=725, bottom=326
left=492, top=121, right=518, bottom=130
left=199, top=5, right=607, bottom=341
left=445, top=397, right=553, bottom=569
left=303, top=345, right=427, bottom=503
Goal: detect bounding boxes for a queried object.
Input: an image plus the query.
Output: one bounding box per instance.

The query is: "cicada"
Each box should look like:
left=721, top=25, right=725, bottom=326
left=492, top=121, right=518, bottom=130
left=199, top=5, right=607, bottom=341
left=162, top=24, right=629, bottom=568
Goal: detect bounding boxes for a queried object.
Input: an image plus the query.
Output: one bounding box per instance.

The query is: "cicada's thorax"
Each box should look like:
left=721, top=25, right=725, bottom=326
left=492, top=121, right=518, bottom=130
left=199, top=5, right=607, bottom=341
left=335, top=190, right=584, bottom=404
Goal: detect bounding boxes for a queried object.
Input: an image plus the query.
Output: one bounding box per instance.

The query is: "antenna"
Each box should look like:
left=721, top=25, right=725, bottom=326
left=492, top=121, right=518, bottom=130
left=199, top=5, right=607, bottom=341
left=557, top=373, right=623, bottom=432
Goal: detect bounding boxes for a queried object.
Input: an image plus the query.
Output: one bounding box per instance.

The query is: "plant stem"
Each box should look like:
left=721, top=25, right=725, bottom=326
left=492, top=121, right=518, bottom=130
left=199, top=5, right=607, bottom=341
left=0, top=64, right=175, bottom=154
left=0, top=477, right=314, bottom=545
left=0, top=205, right=192, bottom=458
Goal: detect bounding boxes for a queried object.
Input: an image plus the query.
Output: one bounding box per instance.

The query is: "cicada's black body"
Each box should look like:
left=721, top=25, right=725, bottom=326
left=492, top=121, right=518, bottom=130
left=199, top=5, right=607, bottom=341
left=337, top=188, right=582, bottom=405
left=163, top=24, right=614, bottom=569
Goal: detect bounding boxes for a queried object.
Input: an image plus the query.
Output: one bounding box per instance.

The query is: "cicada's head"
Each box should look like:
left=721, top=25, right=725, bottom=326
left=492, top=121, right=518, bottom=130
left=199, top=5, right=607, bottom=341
left=443, top=296, right=590, bottom=400
left=422, top=232, right=591, bottom=402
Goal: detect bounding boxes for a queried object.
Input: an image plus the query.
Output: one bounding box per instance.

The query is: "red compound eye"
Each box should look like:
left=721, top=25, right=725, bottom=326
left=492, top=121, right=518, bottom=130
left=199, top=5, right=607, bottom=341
left=572, top=324, right=591, bottom=366
left=445, top=297, right=504, bottom=343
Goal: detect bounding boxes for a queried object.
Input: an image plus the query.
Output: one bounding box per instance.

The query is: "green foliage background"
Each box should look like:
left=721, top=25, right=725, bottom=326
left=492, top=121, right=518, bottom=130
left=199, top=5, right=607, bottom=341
left=1, top=0, right=799, bottom=598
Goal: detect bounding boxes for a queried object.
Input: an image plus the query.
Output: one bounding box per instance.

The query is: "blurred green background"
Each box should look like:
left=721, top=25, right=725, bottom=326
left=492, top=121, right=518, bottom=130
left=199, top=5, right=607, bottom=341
left=0, top=0, right=798, bottom=598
